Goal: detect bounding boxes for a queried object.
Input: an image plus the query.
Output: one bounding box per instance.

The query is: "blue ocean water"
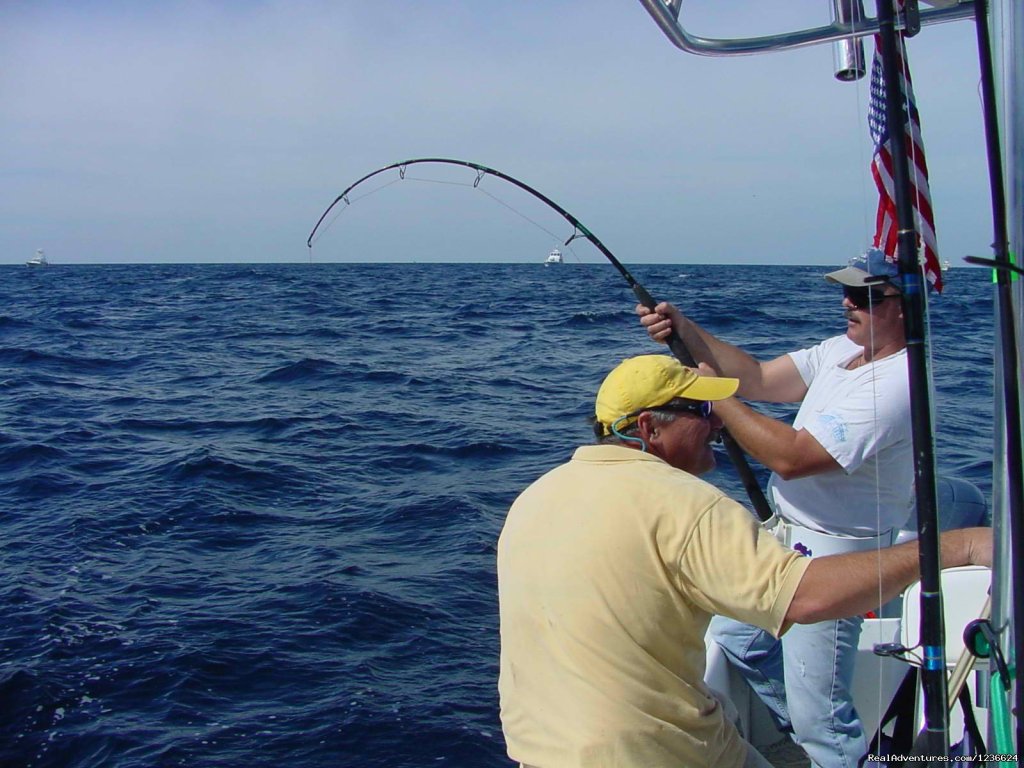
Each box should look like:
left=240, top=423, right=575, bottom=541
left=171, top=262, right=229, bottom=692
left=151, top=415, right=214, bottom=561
left=0, top=262, right=994, bottom=767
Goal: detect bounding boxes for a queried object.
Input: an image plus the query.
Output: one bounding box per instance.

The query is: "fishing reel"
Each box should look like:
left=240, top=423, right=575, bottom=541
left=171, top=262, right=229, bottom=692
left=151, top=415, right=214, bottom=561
left=963, top=617, right=1012, bottom=688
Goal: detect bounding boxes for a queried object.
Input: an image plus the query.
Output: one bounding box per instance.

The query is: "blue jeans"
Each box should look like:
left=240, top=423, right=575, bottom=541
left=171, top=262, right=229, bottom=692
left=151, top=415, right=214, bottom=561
left=709, top=614, right=866, bottom=768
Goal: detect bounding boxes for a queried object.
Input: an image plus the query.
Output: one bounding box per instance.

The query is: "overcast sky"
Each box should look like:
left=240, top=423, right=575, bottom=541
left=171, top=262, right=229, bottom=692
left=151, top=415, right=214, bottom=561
left=0, top=1, right=995, bottom=265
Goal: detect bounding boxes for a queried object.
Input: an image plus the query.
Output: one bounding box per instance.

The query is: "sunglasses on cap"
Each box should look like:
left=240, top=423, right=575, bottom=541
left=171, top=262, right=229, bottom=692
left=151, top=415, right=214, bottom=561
left=842, top=285, right=901, bottom=310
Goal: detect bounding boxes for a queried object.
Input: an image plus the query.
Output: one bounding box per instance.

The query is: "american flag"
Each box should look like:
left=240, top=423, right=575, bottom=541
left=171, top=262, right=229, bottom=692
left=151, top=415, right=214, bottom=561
left=868, top=5, right=943, bottom=293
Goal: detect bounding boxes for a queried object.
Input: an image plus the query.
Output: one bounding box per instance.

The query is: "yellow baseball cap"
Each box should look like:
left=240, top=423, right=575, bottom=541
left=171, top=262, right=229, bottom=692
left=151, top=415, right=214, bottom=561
left=595, top=354, right=739, bottom=436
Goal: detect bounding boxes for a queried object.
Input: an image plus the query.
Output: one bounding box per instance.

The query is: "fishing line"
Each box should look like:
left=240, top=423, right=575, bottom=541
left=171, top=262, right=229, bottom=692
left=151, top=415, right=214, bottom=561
left=409, top=177, right=586, bottom=262
left=838, top=20, right=908, bottom=721
left=846, top=2, right=878, bottom=254
left=475, top=187, right=579, bottom=256
left=838, top=12, right=894, bottom=697
left=315, top=169, right=585, bottom=262
left=309, top=177, right=405, bottom=245
left=402, top=176, right=477, bottom=187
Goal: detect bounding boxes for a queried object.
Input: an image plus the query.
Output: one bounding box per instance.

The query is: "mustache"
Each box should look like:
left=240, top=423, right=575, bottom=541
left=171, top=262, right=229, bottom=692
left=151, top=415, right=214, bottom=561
left=844, top=309, right=856, bottom=321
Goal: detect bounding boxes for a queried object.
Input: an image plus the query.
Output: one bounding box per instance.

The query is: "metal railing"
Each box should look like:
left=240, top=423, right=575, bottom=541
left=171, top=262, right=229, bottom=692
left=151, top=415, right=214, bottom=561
left=636, top=0, right=975, bottom=57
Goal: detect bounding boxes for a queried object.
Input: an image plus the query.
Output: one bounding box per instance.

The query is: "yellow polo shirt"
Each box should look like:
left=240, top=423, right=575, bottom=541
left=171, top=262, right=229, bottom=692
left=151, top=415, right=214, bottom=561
left=497, top=445, right=810, bottom=768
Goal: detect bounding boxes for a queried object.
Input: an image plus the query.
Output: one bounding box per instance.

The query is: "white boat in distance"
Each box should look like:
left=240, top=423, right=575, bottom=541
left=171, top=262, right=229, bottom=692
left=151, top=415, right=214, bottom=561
left=26, top=249, right=48, bottom=267
left=544, top=248, right=563, bottom=266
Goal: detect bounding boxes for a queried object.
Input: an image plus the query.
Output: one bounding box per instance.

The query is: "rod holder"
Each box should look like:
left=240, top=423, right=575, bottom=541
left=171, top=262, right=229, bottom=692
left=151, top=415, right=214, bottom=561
left=832, top=0, right=867, bottom=81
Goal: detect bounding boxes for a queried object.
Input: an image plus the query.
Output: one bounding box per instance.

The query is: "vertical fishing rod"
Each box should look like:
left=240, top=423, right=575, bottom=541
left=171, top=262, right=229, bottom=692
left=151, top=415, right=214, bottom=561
left=875, top=0, right=949, bottom=755
left=968, top=0, right=1024, bottom=755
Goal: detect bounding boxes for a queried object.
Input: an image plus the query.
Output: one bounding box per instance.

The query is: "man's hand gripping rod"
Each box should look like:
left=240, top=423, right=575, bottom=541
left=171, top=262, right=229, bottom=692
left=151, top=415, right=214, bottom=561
left=630, top=281, right=774, bottom=522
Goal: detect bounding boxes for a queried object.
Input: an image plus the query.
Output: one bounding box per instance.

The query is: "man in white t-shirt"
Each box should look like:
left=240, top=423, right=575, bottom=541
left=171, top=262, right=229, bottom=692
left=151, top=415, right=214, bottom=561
left=636, top=250, right=914, bottom=768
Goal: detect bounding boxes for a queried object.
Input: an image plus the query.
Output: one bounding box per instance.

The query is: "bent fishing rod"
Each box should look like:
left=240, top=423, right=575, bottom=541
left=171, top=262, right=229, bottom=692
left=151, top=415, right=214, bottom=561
left=307, top=157, right=774, bottom=522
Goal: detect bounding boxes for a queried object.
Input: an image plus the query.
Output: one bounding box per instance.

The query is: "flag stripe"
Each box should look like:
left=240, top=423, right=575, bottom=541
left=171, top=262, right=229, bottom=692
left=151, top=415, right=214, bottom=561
left=868, top=1, right=943, bottom=292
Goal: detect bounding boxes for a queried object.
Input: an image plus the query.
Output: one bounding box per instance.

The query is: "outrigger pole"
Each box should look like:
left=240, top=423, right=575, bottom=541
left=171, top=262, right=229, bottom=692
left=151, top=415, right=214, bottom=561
left=965, top=0, right=1024, bottom=755
left=874, top=0, right=948, bottom=756
left=307, top=158, right=775, bottom=522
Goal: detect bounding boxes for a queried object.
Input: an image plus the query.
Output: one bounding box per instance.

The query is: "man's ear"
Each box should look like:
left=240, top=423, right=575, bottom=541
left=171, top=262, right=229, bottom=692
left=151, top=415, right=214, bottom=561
left=635, top=411, right=657, bottom=442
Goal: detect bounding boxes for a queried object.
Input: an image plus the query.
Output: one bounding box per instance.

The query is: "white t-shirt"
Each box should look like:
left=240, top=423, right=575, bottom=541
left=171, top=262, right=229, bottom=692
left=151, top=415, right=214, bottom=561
left=768, top=335, right=914, bottom=536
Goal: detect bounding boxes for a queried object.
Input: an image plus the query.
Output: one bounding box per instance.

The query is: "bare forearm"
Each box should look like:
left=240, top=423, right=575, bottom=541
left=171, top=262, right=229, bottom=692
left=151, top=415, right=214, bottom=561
left=787, top=528, right=990, bottom=624
left=713, top=397, right=837, bottom=479
left=638, top=303, right=806, bottom=401
left=678, top=318, right=764, bottom=386
left=793, top=543, right=920, bottom=622
left=714, top=397, right=796, bottom=471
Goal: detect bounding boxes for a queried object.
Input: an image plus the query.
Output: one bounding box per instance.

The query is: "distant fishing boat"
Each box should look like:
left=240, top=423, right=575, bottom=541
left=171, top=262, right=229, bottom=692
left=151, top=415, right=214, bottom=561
left=544, top=248, right=563, bottom=266
left=26, top=249, right=48, bottom=267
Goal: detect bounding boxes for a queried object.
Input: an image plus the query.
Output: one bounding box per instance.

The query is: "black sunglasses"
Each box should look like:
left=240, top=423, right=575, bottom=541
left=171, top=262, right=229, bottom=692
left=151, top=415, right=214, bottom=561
left=606, top=400, right=714, bottom=438
left=652, top=400, right=714, bottom=419
left=842, top=285, right=901, bottom=310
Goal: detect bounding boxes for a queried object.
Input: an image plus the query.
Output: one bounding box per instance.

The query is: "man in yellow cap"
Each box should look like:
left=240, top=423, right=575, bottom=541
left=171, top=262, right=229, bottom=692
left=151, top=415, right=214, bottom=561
left=496, top=354, right=990, bottom=768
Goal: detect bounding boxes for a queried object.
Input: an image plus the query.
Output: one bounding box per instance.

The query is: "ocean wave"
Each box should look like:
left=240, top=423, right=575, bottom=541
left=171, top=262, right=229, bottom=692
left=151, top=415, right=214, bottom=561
left=0, top=347, right=148, bottom=373
left=0, top=315, right=34, bottom=331
left=396, top=440, right=516, bottom=460
left=0, top=441, right=69, bottom=467
left=108, top=416, right=305, bottom=438
left=58, top=315, right=104, bottom=330
left=155, top=449, right=292, bottom=492
left=4, top=472, right=84, bottom=500
left=255, top=358, right=342, bottom=384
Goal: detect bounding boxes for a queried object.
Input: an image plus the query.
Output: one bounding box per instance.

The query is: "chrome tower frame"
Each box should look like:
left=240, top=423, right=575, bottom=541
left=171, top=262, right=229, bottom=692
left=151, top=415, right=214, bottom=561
left=636, top=0, right=975, bottom=57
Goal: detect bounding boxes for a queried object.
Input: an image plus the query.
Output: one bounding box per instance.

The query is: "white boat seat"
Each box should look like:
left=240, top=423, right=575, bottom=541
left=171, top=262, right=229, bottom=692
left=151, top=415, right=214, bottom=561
left=893, top=566, right=992, bottom=742
left=900, top=565, right=991, bottom=665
